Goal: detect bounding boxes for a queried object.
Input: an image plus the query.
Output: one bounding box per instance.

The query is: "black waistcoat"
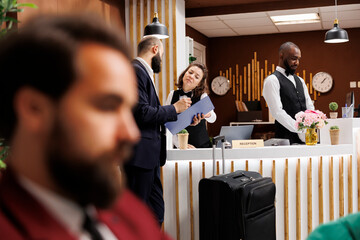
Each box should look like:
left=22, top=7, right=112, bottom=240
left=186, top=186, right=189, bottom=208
left=273, top=70, right=307, bottom=144
left=171, top=90, right=211, bottom=148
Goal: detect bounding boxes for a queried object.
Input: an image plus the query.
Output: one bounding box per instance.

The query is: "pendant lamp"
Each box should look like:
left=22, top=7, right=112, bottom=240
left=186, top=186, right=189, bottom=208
left=144, top=12, right=169, bottom=39
left=324, top=0, right=349, bottom=43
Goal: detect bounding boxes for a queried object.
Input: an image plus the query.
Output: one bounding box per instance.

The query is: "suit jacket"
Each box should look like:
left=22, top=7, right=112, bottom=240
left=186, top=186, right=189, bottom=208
left=0, top=169, right=172, bottom=240
left=128, top=59, right=177, bottom=169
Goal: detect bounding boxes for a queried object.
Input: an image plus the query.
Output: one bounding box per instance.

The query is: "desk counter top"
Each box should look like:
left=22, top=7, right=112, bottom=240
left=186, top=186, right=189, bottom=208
left=167, top=144, right=352, bottom=161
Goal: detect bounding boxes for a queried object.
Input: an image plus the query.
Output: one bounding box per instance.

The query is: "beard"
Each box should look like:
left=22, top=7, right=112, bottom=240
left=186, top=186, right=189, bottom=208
left=45, top=118, right=133, bottom=209
left=283, top=59, right=296, bottom=76
left=151, top=52, right=162, bottom=73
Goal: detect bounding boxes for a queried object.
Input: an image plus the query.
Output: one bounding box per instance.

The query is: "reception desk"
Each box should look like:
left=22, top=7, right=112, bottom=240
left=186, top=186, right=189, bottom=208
left=162, top=118, right=360, bottom=240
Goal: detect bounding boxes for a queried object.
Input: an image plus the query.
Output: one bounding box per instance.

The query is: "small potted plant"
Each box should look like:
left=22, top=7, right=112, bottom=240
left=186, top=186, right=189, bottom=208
left=329, top=102, right=338, bottom=119
left=329, top=125, right=340, bottom=145
left=177, top=129, right=189, bottom=150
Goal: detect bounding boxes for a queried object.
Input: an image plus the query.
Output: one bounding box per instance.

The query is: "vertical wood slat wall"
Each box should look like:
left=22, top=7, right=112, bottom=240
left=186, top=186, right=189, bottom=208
left=219, top=52, right=321, bottom=106
left=127, top=0, right=177, bottom=105
left=163, top=154, right=356, bottom=240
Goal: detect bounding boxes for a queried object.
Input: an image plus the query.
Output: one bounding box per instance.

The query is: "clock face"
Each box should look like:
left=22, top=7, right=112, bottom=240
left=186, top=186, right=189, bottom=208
left=312, top=72, right=333, bottom=93
left=211, top=76, right=230, bottom=96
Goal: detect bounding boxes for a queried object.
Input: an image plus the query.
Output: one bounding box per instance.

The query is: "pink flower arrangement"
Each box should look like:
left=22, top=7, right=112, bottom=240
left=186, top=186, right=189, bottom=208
left=295, top=110, right=328, bottom=130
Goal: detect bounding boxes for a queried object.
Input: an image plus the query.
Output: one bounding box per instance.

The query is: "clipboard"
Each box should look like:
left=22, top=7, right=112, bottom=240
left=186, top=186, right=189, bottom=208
left=165, top=96, right=215, bottom=135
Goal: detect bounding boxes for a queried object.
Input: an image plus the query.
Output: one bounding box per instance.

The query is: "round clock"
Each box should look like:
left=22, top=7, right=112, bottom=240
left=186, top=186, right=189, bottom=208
left=312, top=72, right=333, bottom=93
left=211, top=76, right=230, bottom=96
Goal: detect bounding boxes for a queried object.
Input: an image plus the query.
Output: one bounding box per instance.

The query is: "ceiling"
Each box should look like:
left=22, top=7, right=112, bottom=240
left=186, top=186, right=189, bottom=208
left=185, top=0, right=360, bottom=38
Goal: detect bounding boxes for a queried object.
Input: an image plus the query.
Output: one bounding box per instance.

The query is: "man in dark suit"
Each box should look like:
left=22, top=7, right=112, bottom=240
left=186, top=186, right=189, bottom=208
left=125, top=36, right=191, bottom=225
left=0, top=15, right=172, bottom=240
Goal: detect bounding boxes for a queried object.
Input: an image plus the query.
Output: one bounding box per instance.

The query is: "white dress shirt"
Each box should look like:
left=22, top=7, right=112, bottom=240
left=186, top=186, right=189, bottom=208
left=263, top=66, right=314, bottom=133
left=166, top=90, right=217, bottom=147
left=135, top=57, right=158, bottom=98
left=19, top=176, right=117, bottom=240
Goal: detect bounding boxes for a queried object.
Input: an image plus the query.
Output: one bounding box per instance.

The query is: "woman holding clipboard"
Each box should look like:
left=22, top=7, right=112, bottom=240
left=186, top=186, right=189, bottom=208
left=166, top=62, right=216, bottom=148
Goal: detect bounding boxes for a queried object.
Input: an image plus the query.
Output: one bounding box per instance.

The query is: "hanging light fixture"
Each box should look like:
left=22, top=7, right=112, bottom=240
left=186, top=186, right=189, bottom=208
left=144, top=12, right=169, bottom=39
left=324, top=0, right=349, bottom=43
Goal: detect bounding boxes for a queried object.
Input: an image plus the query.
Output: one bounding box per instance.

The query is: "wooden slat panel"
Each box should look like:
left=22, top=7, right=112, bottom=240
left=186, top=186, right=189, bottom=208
left=257, top=61, right=260, bottom=100
left=259, top=160, right=263, bottom=176
left=231, top=161, right=234, bottom=172
left=240, top=75, right=243, bottom=102
left=339, top=156, right=344, bottom=217
left=265, top=60, right=268, bottom=77
left=246, top=160, right=249, bottom=171
left=309, top=73, right=313, bottom=94
left=272, top=160, right=276, bottom=184
left=329, top=156, right=334, bottom=220
left=251, top=59, right=255, bottom=101
left=284, top=159, right=289, bottom=240
left=202, top=162, right=205, bottom=179
left=136, top=0, right=141, bottom=44
left=129, top=0, right=134, bottom=56
left=157, top=0, right=163, bottom=104
left=216, top=161, right=220, bottom=175
left=143, top=0, right=148, bottom=28
left=307, top=158, right=312, bottom=234
left=318, top=156, right=324, bottom=224
left=175, top=162, right=180, bottom=240
left=244, top=66, right=247, bottom=94
left=189, top=162, right=194, bottom=240
left=348, top=155, right=353, bottom=214
left=165, top=0, right=170, bottom=97
left=248, top=63, right=251, bottom=101
left=261, top=68, right=264, bottom=96
left=296, top=158, right=301, bottom=240
left=172, top=0, right=177, bottom=88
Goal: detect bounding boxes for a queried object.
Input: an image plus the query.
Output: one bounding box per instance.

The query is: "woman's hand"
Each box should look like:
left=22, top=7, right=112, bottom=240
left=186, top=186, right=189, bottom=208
left=187, top=144, right=196, bottom=149
left=190, top=113, right=205, bottom=126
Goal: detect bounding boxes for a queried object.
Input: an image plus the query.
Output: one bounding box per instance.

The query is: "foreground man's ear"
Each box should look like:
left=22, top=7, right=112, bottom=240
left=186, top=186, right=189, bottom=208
left=14, top=87, right=56, bottom=134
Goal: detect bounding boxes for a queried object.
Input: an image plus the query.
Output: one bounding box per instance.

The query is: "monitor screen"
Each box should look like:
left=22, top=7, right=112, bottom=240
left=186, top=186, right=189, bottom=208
left=217, top=125, right=254, bottom=147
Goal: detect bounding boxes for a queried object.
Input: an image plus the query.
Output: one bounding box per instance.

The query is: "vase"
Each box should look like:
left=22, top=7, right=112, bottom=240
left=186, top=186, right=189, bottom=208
left=329, top=112, right=338, bottom=119
left=177, top=133, right=189, bottom=149
left=305, top=128, right=317, bottom=145
left=329, top=129, right=340, bottom=145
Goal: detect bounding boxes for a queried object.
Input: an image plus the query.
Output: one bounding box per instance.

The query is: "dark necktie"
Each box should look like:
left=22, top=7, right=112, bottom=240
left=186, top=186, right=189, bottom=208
left=179, top=89, right=192, bottom=98
left=83, top=211, right=103, bottom=240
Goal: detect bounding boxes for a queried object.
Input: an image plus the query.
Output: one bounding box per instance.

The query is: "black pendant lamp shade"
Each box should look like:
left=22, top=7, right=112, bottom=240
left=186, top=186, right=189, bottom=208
left=144, top=12, right=169, bottom=39
left=324, top=18, right=349, bottom=43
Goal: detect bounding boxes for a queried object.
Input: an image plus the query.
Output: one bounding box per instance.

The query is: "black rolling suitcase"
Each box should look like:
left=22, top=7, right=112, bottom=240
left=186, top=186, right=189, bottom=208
left=199, top=137, right=276, bottom=240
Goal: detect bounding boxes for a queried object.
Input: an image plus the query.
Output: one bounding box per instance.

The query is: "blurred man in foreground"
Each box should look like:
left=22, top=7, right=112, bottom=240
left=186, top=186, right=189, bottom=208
left=0, top=14, right=171, bottom=240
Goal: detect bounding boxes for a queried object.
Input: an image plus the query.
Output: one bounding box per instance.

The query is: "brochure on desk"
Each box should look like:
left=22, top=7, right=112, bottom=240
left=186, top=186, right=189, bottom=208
left=165, top=96, right=215, bottom=135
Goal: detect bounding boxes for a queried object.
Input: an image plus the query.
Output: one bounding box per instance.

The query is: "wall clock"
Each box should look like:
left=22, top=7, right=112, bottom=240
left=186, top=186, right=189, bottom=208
left=312, top=72, right=333, bottom=93
left=211, top=76, right=230, bottom=96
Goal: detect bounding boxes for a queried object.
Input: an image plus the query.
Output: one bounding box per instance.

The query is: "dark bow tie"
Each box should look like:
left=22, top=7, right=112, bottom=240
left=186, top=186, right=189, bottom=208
left=179, top=89, right=192, bottom=98
left=285, top=70, right=294, bottom=77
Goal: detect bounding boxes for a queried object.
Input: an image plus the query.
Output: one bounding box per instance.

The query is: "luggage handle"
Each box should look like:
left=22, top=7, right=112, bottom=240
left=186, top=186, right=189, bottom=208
left=212, top=136, right=225, bottom=176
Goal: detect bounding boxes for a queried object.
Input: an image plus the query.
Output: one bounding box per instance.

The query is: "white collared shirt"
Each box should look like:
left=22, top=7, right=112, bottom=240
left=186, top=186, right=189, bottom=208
left=263, top=66, right=314, bottom=133
left=19, top=176, right=117, bottom=240
left=135, top=57, right=158, bottom=98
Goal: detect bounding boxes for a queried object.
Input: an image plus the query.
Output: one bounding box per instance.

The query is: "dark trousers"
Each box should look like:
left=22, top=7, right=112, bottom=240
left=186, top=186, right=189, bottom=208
left=124, top=164, right=164, bottom=225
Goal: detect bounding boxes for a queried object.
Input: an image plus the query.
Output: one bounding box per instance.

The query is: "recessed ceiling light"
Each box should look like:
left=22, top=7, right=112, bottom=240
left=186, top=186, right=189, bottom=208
left=270, top=13, right=320, bottom=25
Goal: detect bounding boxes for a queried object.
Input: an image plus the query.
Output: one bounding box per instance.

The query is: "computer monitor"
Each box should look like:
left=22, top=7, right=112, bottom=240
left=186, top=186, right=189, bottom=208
left=217, top=125, right=254, bottom=147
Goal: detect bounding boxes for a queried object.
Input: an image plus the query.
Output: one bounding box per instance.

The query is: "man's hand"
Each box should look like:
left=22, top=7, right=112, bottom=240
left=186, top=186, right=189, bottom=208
left=190, top=113, right=205, bottom=126
left=173, top=98, right=191, bottom=113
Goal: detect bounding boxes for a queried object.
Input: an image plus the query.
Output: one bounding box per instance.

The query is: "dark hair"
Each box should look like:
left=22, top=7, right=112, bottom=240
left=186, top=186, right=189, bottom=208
left=176, top=62, right=208, bottom=98
left=137, top=36, right=161, bottom=56
left=0, top=14, right=131, bottom=140
left=279, top=41, right=300, bottom=54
